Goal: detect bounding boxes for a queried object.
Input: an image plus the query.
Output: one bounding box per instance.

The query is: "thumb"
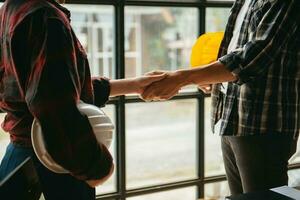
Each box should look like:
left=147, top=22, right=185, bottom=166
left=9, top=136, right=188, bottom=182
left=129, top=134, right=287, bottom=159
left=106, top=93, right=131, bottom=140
left=198, top=84, right=212, bottom=94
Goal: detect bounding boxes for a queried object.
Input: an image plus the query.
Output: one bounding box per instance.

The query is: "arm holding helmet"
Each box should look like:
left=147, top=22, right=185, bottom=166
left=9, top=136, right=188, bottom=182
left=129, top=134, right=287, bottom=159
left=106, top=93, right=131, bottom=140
left=15, top=15, right=114, bottom=186
left=14, top=11, right=166, bottom=188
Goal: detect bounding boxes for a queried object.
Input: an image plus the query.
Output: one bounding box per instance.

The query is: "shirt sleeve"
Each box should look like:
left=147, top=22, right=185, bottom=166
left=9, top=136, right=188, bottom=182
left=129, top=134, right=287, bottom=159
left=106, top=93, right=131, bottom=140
left=92, top=77, right=111, bottom=108
left=219, top=0, right=300, bottom=85
left=11, top=11, right=113, bottom=181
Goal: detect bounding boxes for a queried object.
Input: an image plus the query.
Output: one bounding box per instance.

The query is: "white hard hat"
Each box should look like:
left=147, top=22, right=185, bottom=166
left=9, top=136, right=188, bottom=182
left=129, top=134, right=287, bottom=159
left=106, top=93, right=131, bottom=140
left=31, top=101, right=114, bottom=174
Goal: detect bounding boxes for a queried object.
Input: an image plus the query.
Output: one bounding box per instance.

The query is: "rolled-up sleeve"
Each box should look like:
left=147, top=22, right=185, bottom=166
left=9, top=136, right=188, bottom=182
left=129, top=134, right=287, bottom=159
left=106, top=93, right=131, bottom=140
left=219, top=0, right=300, bottom=85
left=13, top=13, right=113, bottom=180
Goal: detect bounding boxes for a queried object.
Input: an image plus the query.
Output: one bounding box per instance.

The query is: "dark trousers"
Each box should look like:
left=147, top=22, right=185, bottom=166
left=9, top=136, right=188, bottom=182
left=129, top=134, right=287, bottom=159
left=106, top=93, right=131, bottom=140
left=0, top=143, right=95, bottom=200
left=221, top=134, right=298, bottom=195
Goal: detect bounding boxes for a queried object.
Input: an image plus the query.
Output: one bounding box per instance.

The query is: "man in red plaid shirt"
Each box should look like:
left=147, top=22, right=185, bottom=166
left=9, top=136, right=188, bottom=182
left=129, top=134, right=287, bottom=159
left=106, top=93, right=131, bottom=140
left=0, top=0, right=166, bottom=199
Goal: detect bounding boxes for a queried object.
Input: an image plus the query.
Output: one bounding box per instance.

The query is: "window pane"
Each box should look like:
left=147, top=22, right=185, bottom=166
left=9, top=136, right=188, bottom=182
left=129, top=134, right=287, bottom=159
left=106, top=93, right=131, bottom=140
left=67, top=5, right=115, bottom=78
left=289, top=169, right=300, bottom=187
left=125, top=7, right=198, bottom=91
left=126, top=100, right=197, bottom=189
left=206, top=8, right=230, bottom=32
left=127, top=187, right=197, bottom=200
left=95, top=105, right=117, bottom=195
left=205, top=181, right=230, bottom=199
left=125, top=57, right=137, bottom=78
left=205, top=97, right=225, bottom=177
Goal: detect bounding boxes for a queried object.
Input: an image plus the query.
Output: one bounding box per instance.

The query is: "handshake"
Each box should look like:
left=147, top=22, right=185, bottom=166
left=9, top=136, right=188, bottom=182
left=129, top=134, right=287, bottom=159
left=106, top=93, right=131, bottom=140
left=88, top=69, right=214, bottom=188
left=132, top=70, right=212, bottom=101
left=136, top=70, right=183, bottom=101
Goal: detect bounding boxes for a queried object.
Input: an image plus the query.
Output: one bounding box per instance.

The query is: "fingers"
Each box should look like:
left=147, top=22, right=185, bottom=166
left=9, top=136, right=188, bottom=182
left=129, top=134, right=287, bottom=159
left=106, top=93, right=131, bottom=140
left=140, top=83, right=159, bottom=100
left=134, top=73, right=167, bottom=94
left=141, top=90, right=178, bottom=101
left=158, top=90, right=179, bottom=101
left=86, top=164, right=115, bottom=188
left=141, top=82, right=179, bottom=101
left=140, top=70, right=180, bottom=101
left=198, top=84, right=212, bottom=94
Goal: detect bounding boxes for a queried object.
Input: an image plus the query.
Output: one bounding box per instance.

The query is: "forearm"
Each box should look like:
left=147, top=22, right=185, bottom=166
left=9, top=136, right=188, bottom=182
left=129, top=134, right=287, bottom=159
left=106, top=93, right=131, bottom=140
left=178, top=61, right=237, bottom=87
left=109, top=78, right=139, bottom=97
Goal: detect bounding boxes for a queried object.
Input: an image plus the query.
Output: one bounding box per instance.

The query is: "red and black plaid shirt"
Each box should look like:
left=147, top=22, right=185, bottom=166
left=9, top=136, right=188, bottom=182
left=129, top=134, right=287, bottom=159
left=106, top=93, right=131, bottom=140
left=0, top=0, right=112, bottom=180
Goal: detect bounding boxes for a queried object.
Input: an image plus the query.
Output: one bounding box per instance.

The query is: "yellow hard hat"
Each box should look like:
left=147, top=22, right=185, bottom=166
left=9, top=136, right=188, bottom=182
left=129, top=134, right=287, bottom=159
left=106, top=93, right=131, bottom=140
left=31, top=102, right=114, bottom=174
left=190, top=32, right=224, bottom=68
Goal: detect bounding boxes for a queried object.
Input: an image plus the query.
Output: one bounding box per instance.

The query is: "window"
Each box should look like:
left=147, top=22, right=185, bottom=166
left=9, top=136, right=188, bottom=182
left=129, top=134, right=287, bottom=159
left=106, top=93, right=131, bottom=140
left=67, top=4, right=115, bottom=78
left=125, top=7, right=198, bottom=77
left=0, top=1, right=299, bottom=200
left=126, top=100, right=197, bottom=189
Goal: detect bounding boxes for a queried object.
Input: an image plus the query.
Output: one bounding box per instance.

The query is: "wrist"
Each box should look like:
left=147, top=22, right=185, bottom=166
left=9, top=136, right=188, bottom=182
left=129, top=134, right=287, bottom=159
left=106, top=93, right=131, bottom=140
left=130, top=78, right=142, bottom=94
left=174, top=69, right=195, bottom=87
left=109, top=78, right=139, bottom=96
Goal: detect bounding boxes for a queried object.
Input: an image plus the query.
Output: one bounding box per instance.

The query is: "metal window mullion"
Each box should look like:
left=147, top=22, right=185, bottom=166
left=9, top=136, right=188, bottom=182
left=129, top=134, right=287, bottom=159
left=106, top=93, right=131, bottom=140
left=116, top=101, right=126, bottom=200
left=126, top=179, right=202, bottom=197
left=196, top=4, right=206, bottom=199
left=197, top=95, right=205, bottom=199
left=115, top=1, right=127, bottom=200
left=205, top=1, right=234, bottom=8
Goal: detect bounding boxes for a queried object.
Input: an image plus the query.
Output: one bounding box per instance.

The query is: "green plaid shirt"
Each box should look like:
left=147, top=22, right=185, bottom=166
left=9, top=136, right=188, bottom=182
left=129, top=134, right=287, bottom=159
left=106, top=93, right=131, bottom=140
left=211, top=0, right=300, bottom=137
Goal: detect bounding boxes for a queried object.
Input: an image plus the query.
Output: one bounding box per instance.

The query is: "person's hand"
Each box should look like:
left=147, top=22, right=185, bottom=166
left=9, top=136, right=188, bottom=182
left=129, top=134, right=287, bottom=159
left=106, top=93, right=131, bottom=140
left=109, top=73, right=167, bottom=97
left=198, top=84, right=212, bottom=94
left=132, top=73, right=167, bottom=94
left=141, top=70, right=185, bottom=101
left=86, top=163, right=114, bottom=188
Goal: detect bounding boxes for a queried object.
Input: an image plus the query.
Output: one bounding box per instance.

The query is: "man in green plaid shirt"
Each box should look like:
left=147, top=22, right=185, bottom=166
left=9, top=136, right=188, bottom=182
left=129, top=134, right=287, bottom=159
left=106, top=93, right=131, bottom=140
left=142, top=0, right=300, bottom=195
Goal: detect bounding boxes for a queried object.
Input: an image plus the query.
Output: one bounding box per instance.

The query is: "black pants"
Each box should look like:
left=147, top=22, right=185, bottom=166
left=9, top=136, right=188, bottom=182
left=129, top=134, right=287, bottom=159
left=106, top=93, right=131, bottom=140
left=0, top=143, right=95, bottom=200
left=221, top=134, right=298, bottom=195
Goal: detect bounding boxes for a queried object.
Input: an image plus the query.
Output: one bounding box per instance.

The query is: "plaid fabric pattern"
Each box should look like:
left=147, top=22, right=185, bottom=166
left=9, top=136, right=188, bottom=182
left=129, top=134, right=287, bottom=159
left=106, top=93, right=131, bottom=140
left=211, top=0, right=300, bottom=137
left=0, top=0, right=112, bottom=180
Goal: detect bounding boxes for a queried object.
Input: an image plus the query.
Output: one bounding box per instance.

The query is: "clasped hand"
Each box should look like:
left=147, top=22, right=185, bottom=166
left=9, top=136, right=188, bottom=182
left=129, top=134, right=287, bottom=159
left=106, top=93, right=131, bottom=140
left=138, top=70, right=212, bottom=101
left=140, top=71, right=182, bottom=101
